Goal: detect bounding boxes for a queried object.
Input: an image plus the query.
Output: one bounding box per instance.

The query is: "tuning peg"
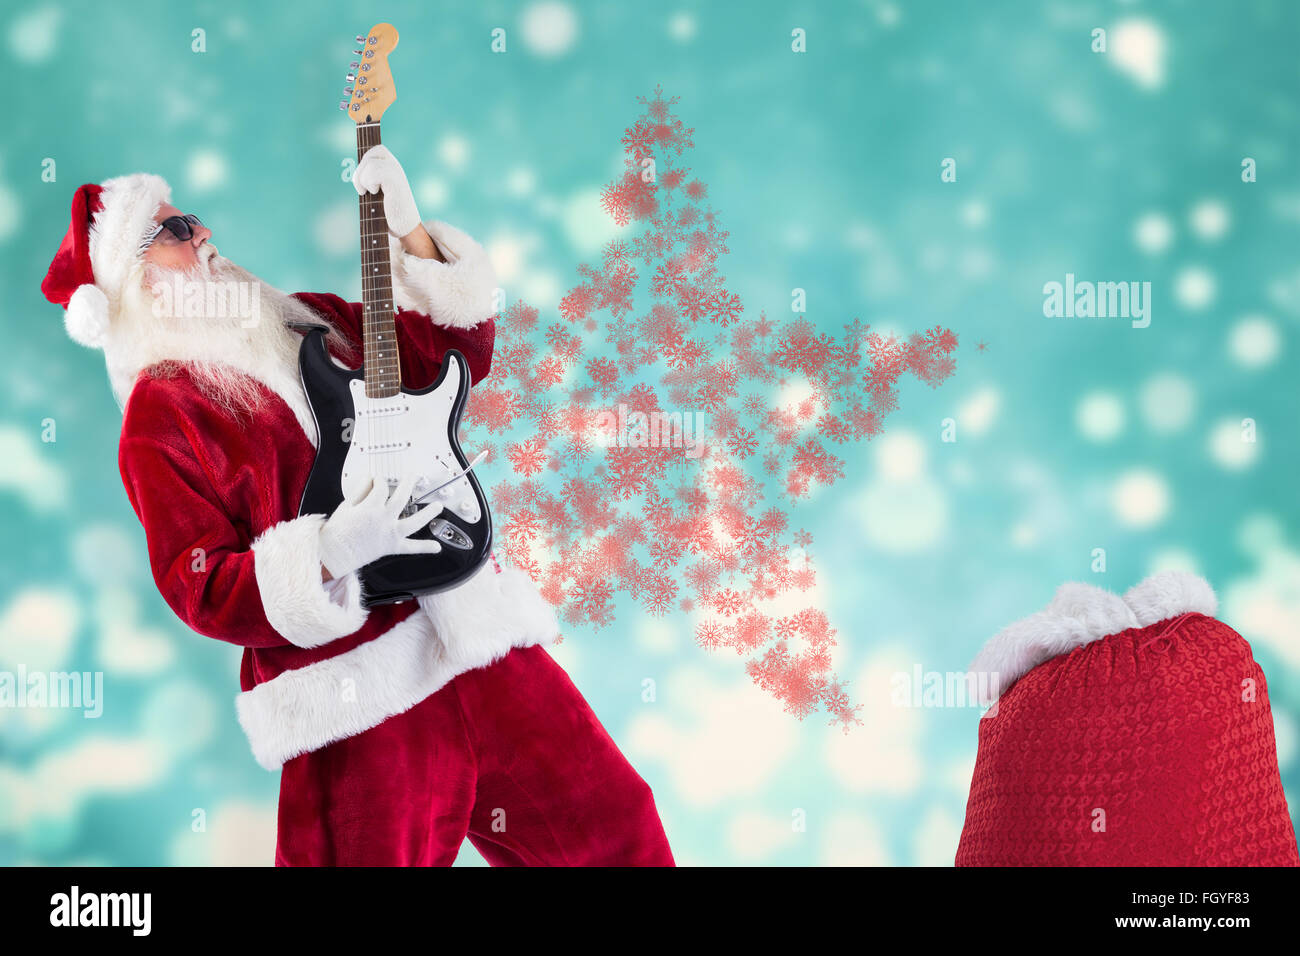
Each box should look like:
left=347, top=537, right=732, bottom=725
left=349, top=61, right=359, bottom=70
left=339, top=101, right=349, bottom=111
left=353, top=48, right=363, bottom=55
left=343, top=86, right=354, bottom=95
left=345, top=73, right=355, bottom=82
left=356, top=35, right=366, bottom=43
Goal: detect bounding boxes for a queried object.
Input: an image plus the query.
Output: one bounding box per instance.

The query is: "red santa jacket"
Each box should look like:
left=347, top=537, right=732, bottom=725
left=115, top=221, right=560, bottom=770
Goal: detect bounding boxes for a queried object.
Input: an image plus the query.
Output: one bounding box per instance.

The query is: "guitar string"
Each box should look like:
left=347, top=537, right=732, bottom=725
left=359, top=124, right=384, bottom=492
left=362, top=124, right=392, bottom=495
left=358, top=122, right=412, bottom=523
left=356, top=121, right=479, bottom=539
left=357, top=123, right=373, bottom=490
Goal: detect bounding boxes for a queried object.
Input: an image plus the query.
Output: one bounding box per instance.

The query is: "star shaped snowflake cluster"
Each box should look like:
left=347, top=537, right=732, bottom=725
left=465, top=87, right=958, bottom=731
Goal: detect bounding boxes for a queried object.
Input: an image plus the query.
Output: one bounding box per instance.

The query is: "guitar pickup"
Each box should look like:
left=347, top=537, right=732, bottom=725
left=427, top=518, right=473, bottom=550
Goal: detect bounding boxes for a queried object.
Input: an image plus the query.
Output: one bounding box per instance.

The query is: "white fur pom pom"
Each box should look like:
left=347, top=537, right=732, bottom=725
left=64, top=284, right=110, bottom=349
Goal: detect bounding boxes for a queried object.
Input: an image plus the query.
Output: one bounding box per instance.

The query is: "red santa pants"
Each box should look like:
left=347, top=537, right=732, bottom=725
left=273, top=643, right=675, bottom=866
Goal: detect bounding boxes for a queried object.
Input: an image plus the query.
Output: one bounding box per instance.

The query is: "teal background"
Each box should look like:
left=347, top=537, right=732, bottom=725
left=1, top=0, right=1298, bottom=865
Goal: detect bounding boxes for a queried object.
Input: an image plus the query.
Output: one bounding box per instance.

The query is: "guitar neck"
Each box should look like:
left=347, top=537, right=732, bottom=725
left=356, top=122, right=401, bottom=397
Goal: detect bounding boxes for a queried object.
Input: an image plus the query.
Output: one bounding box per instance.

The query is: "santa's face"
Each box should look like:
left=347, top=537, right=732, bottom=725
left=142, top=202, right=213, bottom=270
left=108, top=223, right=352, bottom=416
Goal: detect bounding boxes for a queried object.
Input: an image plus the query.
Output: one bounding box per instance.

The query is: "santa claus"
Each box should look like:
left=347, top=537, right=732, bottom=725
left=41, top=147, right=675, bottom=867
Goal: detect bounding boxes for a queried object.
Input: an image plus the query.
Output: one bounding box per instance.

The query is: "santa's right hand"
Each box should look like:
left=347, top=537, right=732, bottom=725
left=318, top=474, right=442, bottom=579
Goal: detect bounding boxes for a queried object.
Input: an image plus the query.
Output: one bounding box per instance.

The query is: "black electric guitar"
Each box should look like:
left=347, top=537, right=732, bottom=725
left=298, top=22, right=492, bottom=607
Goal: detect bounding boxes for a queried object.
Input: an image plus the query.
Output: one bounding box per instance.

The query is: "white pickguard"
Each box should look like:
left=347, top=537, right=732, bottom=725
left=340, top=358, right=484, bottom=535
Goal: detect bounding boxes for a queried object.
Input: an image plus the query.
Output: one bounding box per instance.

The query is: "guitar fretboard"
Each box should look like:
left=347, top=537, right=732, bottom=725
left=356, top=122, right=401, bottom=398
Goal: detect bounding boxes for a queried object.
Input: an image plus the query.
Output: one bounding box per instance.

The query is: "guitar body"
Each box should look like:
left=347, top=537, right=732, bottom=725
left=297, top=328, right=493, bottom=607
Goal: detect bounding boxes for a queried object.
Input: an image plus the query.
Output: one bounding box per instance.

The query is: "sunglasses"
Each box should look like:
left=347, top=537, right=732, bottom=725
left=145, top=214, right=204, bottom=246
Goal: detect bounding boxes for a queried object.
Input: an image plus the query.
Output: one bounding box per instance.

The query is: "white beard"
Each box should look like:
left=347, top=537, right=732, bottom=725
left=105, top=245, right=351, bottom=421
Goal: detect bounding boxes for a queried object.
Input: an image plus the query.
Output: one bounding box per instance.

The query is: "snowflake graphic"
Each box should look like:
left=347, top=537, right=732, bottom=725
left=467, top=87, right=959, bottom=731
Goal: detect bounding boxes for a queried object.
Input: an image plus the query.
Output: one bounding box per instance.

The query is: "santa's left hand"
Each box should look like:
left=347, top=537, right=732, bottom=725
left=353, top=145, right=422, bottom=238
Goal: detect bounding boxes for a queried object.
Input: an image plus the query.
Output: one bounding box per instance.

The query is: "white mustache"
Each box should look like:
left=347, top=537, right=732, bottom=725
left=197, top=244, right=217, bottom=273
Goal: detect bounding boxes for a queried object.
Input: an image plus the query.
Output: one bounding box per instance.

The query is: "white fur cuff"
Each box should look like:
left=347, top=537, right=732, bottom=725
left=251, top=514, right=369, bottom=648
left=388, top=218, right=497, bottom=329
left=969, top=570, right=1217, bottom=705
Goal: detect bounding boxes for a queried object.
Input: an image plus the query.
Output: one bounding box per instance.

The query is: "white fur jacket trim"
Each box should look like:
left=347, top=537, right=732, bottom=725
left=235, top=559, right=561, bottom=771
left=969, top=570, right=1218, bottom=705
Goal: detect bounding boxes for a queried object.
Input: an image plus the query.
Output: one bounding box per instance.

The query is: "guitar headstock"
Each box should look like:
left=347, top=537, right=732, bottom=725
left=339, top=23, right=398, bottom=123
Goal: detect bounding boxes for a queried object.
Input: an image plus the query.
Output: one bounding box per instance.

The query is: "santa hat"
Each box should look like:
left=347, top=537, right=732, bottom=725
left=956, top=571, right=1299, bottom=866
left=41, top=174, right=172, bottom=349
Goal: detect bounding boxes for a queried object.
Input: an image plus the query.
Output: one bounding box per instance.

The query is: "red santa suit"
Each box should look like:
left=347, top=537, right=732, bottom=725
left=42, top=175, right=675, bottom=866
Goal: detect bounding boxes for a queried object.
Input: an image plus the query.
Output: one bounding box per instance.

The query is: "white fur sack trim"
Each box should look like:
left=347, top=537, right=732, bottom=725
left=234, top=559, right=560, bottom=771
left=250, top=513, right=368, bottom=649
left=65, top=284, right=111, bottom=349
left=387, top=218, right=497, bottom=329
left=87, top=173, right=171, bottom=304
left=969, top=570, right=1217, bottom=705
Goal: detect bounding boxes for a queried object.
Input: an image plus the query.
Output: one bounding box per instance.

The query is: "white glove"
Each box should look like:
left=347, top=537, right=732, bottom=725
left=318, top=473, right=442, bottom=579
left=353, top=145, right=422, bottom=238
